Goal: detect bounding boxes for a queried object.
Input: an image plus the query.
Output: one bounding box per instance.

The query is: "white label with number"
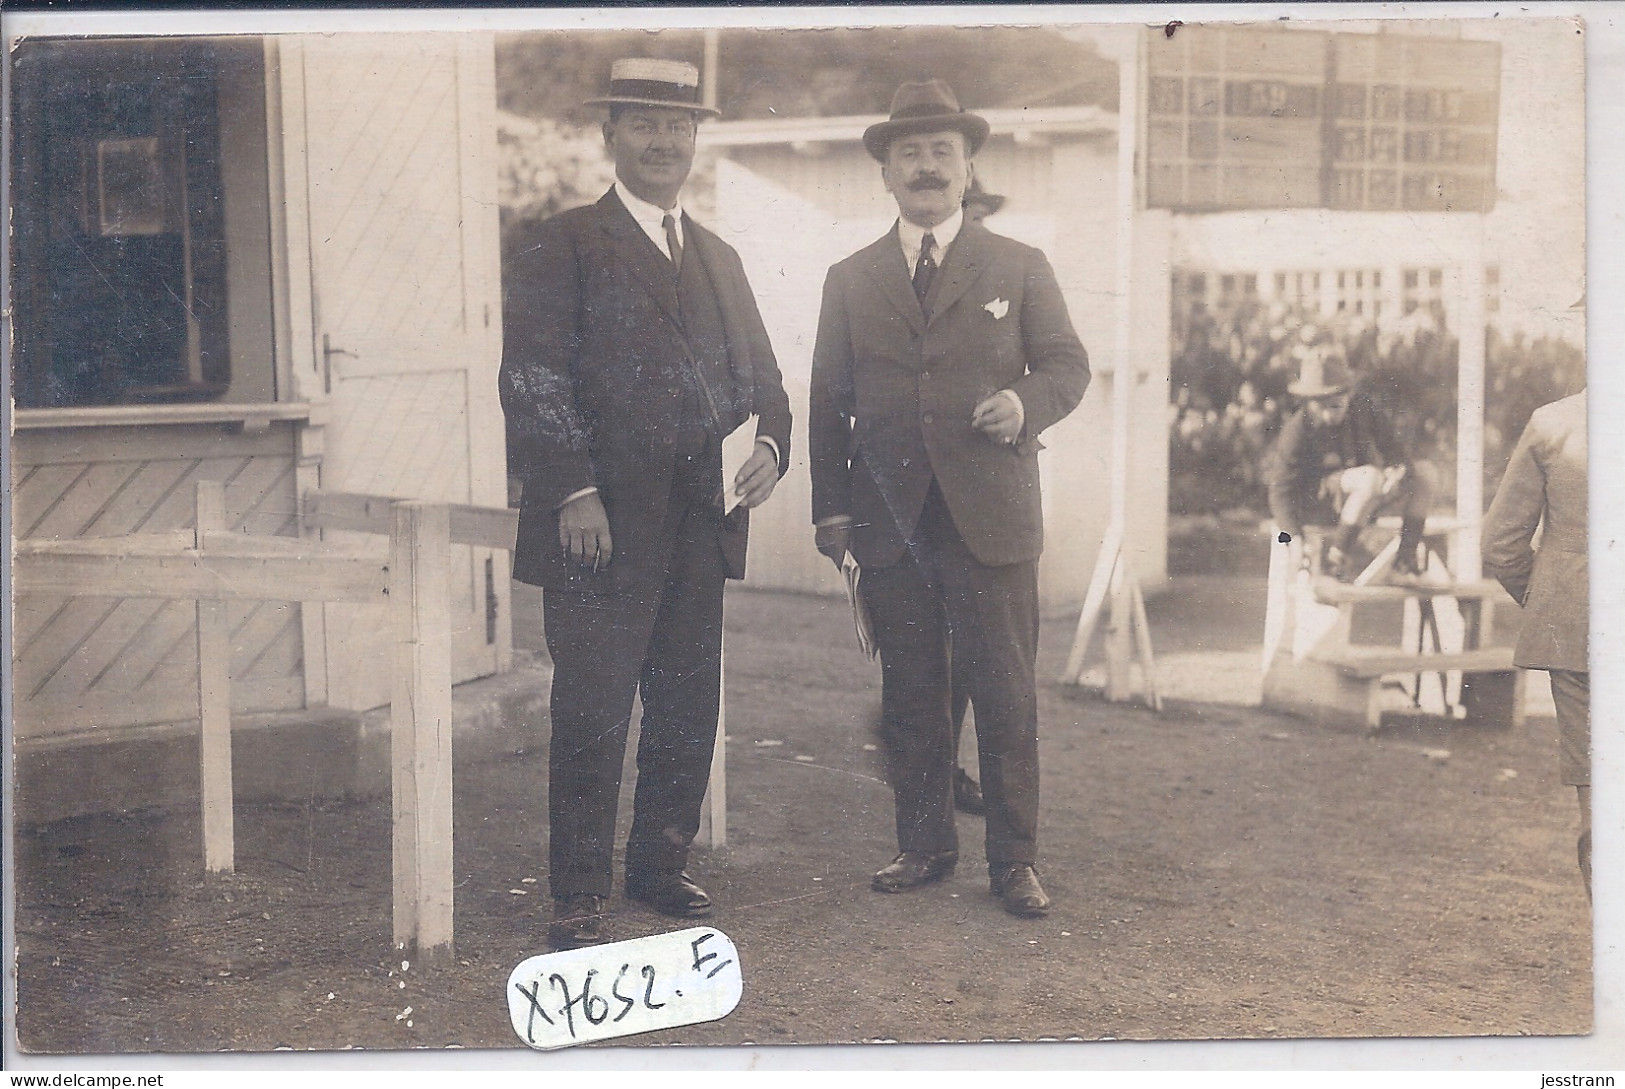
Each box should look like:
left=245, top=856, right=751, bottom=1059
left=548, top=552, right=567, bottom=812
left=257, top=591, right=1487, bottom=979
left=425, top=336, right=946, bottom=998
left=506, top=927, right=743, bottom=1049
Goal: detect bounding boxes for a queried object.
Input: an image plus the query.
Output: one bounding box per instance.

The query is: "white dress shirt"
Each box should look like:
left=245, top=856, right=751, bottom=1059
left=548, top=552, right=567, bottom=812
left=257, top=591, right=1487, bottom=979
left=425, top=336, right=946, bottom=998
left=897, top=207, right=963, bottom=271
left=615, top=180, right=684, bottom=260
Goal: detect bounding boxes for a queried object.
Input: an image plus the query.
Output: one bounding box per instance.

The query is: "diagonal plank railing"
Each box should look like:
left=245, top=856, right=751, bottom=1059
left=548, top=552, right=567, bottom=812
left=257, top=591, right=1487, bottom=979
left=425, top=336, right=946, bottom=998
left=13, top=481, right=518, bottom=964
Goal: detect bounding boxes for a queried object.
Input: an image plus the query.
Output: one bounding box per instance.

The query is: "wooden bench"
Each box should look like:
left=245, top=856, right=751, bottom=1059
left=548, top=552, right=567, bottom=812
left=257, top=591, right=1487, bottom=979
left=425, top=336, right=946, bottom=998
left=1333, top=646, right=1524, bottom=731
left=1263, top=642, right=1523, bottom=733
left=1307, top=579, right=1506, bottom=605
left=1263, top=526, right=1523, bottom=732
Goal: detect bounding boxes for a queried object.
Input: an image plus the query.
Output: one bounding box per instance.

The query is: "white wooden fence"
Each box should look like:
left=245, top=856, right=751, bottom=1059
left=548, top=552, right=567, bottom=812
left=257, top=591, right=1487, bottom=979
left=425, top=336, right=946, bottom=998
left=14, top=481, right=519, bottom=964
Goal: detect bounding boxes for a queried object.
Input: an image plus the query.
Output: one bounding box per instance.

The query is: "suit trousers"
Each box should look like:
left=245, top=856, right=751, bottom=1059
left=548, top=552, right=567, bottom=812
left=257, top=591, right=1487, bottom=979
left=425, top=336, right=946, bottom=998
left=861, top=482, right=1041, bottom=867
left=1550, top=669, right=1590, bottom=788
left=541, top=476, right=726, bottom=899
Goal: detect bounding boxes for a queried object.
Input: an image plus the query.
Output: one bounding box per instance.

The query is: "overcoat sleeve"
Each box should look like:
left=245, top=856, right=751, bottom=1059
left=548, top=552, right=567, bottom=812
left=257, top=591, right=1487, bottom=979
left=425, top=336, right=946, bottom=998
left=808, top=265, right=857, bottom=524
left=1482, top=415, right=1546, bottom=606
left=498, top=217, right=598, bottom=512
left=1007, top=248, right=1090, bottom=439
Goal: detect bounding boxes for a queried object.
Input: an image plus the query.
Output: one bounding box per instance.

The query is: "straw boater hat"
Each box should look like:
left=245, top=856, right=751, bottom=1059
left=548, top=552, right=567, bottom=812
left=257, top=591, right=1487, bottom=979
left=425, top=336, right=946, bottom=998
left=584, top=58, right=721, bottom=118
left=1289, top=348, right=1354, bottom=398
left=862, top=79, right=990, bottom=162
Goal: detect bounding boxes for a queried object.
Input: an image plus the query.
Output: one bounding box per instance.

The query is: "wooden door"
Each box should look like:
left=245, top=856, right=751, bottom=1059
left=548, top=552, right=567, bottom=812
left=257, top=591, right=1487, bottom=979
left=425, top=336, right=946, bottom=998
left=283, top=33, right=508, bottom=711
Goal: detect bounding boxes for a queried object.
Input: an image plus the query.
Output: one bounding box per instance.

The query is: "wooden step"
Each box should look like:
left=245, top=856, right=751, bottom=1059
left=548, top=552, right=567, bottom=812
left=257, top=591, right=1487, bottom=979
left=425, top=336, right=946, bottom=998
left=1310, top=578, right=1509, bottom=605
left=1319, top=646, right=1516, bottom=678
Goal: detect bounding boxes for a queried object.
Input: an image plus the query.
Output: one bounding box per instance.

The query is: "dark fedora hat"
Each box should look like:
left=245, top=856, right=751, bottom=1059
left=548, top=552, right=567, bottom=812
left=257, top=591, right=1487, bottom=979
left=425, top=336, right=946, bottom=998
left=584, top=58, right=721, bottom=118
left=862, top=79, right=990, bottom=162
left=962, top=177, right=1006, bottom=216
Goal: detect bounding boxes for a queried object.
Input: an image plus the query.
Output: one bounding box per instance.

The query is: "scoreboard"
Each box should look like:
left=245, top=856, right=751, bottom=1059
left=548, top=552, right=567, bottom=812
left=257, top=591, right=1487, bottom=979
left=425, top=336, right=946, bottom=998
left=1146, top=25, right=1500, bottom=214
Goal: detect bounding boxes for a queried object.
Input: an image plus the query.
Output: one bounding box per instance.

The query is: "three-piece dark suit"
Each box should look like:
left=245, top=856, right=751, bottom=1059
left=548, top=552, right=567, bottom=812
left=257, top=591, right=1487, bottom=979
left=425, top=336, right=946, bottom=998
left=809, top=220, right=1090, bottom=867
left=500, top=188, right=791, bottom=898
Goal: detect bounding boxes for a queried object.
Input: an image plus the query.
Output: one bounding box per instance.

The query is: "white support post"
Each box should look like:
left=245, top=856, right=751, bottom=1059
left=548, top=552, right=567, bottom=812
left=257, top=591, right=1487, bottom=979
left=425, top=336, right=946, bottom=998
left=698, top=649, right=727, bottom=849
left=1105, top=562, right=1133, bottom=702
left=1062, top=26, right=1160, bottom=705
left=1455, top=219, right=1487, bottom=582
left=1128, top=572, right=1162, bottom=712
left=391, top=501, right=455, bottom=964
left=1062, top=521, right=1122, bottom=683
left=195, top=480, right=234, bottom=875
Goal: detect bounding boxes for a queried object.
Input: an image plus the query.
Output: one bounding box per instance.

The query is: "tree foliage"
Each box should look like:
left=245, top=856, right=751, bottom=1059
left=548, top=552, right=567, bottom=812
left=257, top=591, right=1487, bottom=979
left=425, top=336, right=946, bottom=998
left=495, top=26, right=1116, bottom=124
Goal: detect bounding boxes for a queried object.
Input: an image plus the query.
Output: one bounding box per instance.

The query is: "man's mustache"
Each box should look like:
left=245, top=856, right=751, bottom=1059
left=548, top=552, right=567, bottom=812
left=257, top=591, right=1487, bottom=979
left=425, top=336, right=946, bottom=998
left=907, top=175, right=949, bottom=191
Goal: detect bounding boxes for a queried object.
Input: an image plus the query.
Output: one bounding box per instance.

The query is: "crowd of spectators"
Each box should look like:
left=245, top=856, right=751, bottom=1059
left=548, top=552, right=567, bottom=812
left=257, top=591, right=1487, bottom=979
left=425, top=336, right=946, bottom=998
left=1169, top=291, right=1583, bottom=519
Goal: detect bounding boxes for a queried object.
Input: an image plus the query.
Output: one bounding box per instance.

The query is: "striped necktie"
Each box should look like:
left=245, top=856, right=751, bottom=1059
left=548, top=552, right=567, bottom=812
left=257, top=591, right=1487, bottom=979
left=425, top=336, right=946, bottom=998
left=913, top=232, right=937, bottom=306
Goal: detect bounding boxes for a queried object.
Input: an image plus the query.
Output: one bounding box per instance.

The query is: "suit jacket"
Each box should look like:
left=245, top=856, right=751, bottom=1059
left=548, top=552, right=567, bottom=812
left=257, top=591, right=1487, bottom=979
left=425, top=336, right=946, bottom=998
left=809, top=220, right=1090, bottom=568
left=500, top=189, right=792, bottom=589
left=1482, top=390, right=1588, bottom=672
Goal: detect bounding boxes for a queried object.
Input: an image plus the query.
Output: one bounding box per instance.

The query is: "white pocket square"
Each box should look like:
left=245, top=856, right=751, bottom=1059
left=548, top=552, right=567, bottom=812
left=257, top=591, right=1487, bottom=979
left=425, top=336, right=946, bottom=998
left=984, top=298, right=1010, bottom=319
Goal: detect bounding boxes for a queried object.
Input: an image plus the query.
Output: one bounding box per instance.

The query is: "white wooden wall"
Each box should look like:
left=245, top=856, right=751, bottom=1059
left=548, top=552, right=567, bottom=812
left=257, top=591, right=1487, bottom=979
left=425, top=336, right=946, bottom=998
left=275, top=33, right=509, bottom=712
left=11, top=424, right=305, bottom=738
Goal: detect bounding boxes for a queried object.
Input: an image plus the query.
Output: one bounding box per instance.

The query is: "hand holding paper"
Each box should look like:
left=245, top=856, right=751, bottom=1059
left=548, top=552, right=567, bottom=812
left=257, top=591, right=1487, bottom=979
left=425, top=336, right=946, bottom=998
left=722, top=415, right=777, bottom=512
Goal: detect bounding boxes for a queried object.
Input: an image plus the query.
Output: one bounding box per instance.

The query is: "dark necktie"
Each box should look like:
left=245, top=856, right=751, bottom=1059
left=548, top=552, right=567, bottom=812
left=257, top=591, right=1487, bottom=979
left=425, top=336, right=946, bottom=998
left=912, top=232, right=938, bottom=305
left=663, top=212, right=683, bottom=273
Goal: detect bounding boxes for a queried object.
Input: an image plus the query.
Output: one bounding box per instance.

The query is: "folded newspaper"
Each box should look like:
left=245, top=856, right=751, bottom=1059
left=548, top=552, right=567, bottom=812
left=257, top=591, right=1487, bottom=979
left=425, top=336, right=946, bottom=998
left=841, top=551, right=878, bottom=660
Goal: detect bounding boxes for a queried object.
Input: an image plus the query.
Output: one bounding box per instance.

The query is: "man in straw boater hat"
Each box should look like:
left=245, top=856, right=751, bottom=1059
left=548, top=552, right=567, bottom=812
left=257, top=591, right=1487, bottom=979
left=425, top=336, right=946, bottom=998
left=1264, top=346, right=1436, bottom=583
left=500, top=58, right=792, bottom=949
left=809, top=79, right=1090, bottom=917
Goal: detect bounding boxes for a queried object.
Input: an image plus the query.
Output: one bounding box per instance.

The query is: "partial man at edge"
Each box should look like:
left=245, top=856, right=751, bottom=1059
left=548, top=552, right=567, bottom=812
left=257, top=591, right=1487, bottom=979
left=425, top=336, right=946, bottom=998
left=1483, top=386, right=1589, bottom=897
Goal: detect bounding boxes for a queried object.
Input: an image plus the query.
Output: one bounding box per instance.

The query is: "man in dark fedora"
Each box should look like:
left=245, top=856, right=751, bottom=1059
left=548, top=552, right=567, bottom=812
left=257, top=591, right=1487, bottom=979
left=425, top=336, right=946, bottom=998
left=809, top=79, right=1090, bottom=917
left=1265, top=347, right=1435, bottom=582
left=500, top=58, right=792, bottom=949
left=962, top=177, right=1006, bottom=225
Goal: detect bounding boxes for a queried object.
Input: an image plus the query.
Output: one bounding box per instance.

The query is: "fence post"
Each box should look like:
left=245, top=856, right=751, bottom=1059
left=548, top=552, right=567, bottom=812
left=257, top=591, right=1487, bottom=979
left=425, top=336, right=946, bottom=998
left=390, top=501, right=455, bottom=963
left=195, top=480, right=234, bottom=875
left=698, top=652, right=727, bottom=848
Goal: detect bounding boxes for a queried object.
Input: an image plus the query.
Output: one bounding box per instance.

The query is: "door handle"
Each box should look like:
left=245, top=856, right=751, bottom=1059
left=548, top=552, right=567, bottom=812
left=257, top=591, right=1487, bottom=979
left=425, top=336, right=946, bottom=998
left=321, top=334, right=358, bottom=392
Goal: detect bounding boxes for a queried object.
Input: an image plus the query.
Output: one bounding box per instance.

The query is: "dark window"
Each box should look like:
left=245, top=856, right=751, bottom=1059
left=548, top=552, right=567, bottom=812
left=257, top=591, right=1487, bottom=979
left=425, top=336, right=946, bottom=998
left=12, top=39, right=233, bottom=408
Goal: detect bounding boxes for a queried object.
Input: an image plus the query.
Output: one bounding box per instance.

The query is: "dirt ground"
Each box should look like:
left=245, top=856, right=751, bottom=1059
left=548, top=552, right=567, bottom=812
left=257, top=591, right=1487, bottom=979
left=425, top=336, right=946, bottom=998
left=10, top=571, right=1592, bottom=1056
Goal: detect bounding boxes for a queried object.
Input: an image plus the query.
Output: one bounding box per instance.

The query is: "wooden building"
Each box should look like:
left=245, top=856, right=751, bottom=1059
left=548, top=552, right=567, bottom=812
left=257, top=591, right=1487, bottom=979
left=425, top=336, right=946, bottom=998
left=9, top=34, right=511, bottom=754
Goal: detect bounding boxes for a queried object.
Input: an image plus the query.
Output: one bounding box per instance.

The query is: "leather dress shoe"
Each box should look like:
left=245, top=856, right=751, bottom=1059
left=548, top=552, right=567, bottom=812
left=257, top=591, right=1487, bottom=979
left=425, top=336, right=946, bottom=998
left=991, top=864, right=1051, bottom=917
left=872, top=849, right=958, bottom=892
left=953, top=768, right=986, bottom=815
left=625, top=870, right=713, bottom=918
left=548, top=895, right=610, bottom=950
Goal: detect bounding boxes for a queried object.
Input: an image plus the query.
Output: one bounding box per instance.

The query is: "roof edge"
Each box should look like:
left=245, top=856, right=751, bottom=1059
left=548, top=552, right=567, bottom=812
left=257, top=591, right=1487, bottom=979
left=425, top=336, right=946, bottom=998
left=702, top=104, right=1116, bottom=149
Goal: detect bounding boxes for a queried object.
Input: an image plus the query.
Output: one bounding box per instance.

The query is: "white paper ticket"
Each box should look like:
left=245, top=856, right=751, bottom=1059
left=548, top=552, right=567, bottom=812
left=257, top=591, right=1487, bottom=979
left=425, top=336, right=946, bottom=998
left=506, top=927, right=743, bottom=1049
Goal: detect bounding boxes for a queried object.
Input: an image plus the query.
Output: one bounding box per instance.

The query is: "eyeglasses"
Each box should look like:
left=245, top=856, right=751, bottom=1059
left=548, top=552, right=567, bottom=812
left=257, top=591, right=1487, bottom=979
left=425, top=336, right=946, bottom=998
left=623, top=118, right=697, bottom=141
